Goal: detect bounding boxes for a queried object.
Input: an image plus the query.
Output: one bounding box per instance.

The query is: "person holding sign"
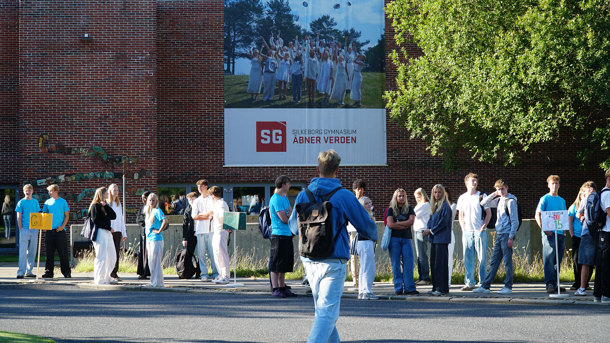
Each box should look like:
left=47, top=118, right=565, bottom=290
left=209, top=186, right=230, bottom=285
left=535, top=175, right=567, bottom=294
left=145, top=193, right=168, bottom=287
left=41, top=184, right=71, bottom=279
left=474, top=179, right=519, bottom=295
left=89, top=187, right=117, bottom=285
left=15, top=184, right=41, bottom=279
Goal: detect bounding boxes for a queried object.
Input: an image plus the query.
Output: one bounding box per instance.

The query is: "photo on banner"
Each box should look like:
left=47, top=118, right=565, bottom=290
left=223, top=0, right=387, bottom=166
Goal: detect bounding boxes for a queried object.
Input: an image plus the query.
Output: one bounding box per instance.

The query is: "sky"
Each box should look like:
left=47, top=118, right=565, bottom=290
left=231, top=0, right=385, bottom=75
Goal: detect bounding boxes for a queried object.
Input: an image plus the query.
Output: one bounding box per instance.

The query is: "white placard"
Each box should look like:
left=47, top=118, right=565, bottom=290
left=224, top=108, right=387, bottom=166
left=540, top=210, right=569, bottom=232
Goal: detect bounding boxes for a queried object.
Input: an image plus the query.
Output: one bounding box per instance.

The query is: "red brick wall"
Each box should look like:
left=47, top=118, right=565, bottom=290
left=17, top=0, right=158, bottom=221
left=0, top=0, right=604, bottom=225
left=0, top=0, right=19, bottom=184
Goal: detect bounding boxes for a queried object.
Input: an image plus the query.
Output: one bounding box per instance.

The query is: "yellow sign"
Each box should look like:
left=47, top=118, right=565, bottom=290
left=30, top=213, right=53, bottom=230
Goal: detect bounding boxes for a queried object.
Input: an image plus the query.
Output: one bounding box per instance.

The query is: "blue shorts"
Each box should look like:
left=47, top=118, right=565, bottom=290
left=578, top=234, right=596, bottom=265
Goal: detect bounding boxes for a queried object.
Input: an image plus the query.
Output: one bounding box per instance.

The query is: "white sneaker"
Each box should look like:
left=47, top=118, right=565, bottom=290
left=213, top=277, right=229, bottom=284
left=200, top=276, right=209, bottom=282
left=574, top=288, right=587, bottom=296
left=473, top=287, right=490, bottom=294
left=498, top=287, right=512, bottom=295
left=361, top=293, right=378, bottom=300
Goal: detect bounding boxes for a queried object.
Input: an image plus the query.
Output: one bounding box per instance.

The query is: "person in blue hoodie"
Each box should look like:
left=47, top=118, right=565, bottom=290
left=423, top=184, right=453, bottom=295
left=474, top=179, right=519, bottom=295
left=289, top=149, right=377, bottom=343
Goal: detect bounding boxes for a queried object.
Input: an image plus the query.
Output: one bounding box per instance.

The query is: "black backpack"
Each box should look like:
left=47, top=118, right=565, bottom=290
left=296, top=187, right=343, bottom=259
left=506, top=198, right=523, bottom=232
left=174, top=248, right=201, bottom=279
left=589, top=188, right=609, bottom=237
left=258, top=206, right=272, bottom=239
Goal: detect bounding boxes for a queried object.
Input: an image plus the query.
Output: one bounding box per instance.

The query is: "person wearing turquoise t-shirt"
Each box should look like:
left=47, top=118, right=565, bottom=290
left=269, top=175, right=296, bottom=298
left=535, top=175, right=567, bottom=293
left=144, top=193, right=168, bottom=287
left=41, top=184, right=71, bottom=279
left=15, top=184, right=41, bottom=278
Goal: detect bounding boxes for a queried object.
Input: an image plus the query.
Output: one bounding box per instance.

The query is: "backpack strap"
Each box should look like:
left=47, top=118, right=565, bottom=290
left=305, top=186, right=343, bottom=203
left=305, top=188, right=316, bottom=203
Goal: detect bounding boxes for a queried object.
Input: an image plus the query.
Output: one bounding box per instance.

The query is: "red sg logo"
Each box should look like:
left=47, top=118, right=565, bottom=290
left=256, top=121, right=286, bottom=152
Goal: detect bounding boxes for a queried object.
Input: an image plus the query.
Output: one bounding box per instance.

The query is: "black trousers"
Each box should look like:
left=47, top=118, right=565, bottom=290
left=184, top=234, right=200, bottom=278
left=594, top=232, right=610, bottom=298
left=111, top=232, right=122, bottom=277
left=571, top=236, right=593, bottom=288
left=430, top=243, right=449, bottom=293
left=137, top=231, right=150, bottom=277
left=44, top=229, right=70, bottom=277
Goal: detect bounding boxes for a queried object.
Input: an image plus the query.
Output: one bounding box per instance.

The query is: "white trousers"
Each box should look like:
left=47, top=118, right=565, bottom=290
left=212, top=230, right=230, bottom=279
left=356, top=240, right=376, bottom=294
left=147, top=240, right=164, bottom=287
left=93, top=229, right=117, bottom=285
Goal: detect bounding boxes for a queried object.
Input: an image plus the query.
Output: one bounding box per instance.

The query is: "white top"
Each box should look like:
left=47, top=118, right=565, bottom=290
left=210, top=198, right=230, bottom=232
left=192, top=195, right=212, bottom=234
left=109, top=201, right=126, bottom=237
left=413, top=202, right=431, bottom=231
left=456, top=191, right=489, bottom=231
left=602, top=187, right=610, bottom=232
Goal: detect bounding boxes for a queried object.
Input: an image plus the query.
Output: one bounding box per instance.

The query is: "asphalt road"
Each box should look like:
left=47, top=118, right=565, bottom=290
left=1, top=284, right=609, bottom=343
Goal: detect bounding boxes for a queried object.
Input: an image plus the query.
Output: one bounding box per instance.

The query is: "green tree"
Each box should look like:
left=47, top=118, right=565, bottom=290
left=224, top=0, right=265, bottom=74
left=385, top=0, right=610, bottom=169
left=364, top=34, right=384, bottom=72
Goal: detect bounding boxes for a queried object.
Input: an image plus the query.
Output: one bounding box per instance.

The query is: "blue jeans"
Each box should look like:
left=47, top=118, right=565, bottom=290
left=18, top=228, right=39, bottom=276
left=462, top=230, right=488, bottom=287
left=303, top=258, right=347, bottom=343
left=481, top=233, right=513, bottom=289
left=414, top=230, right=430, bottom=281
left=542, top=233, right=565, bottom=288
left=3, top=214, right=11, bottom=239
left=197, top=232, right=218, bottom=279
left=389, top=237, right=416, bottom=293
left=292, top=73, right=302, bottom=102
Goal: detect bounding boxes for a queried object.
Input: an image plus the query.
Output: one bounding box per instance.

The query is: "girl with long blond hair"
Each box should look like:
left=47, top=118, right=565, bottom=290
left=385, top=188, right=417, bottom=296
left=107, top=184, right=126, bottom=281
left=89, top=187, right=117, bottom=285
left=570, top=183, right=594, bottom=294
left=423, top=184, right=453, bottom=295
left=413, top=188, right=431, bottom=284
left=145, top=193, right=168, bottom=287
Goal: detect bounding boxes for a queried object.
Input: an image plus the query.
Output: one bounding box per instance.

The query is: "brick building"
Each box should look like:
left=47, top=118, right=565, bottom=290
left=0, top=0, right=604, bottom=252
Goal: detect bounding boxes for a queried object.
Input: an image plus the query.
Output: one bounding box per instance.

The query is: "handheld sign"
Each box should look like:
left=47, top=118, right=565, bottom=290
left=30, top=213, right=53, bottom=231
left=223, top=212, right=246, bottom=231
left=540, top=210, right=568, bottom=232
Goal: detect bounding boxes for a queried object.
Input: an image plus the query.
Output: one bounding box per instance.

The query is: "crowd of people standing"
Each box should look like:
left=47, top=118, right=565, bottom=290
left=247, top=32, right=366, bottom=107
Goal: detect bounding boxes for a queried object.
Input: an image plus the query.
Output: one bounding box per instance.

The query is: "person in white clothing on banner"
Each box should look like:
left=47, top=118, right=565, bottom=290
left=145, top=193, right=168, bottom=288
left=89, top=187, right=117, bottom=285
left=209, top=186, right=230, bottom=284
left=107, top=183, right=126, bottom=282
left=192, top=179, right=217, bottom=281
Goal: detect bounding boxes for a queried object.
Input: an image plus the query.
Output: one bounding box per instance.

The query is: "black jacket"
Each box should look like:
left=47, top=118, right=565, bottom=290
left=136, top=204, right=146, bottom=234
left=182, top=205, right=195, bottom=240
left=90, top=203, right=116, bottom=231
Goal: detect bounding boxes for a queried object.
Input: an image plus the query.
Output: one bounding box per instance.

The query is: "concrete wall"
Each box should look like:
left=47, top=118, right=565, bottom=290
left=71, top=218, right=569, bottom=269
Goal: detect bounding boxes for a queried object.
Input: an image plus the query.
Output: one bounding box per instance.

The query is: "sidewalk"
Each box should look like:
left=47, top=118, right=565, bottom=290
left=0, top=262, right=603, bottom=306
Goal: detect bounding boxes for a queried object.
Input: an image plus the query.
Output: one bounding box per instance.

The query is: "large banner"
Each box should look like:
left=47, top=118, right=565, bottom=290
left=224, top=0, right=386, bottom=166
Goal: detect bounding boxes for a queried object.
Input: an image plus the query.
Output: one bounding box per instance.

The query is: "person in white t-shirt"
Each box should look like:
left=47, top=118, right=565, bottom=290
left=457, top=173, right=491, bottom=291
left=413, top=188, right=431, bottom=284
left=209, top=186, right=230, bottom=284
left=191, top=179, right=217, bottom=282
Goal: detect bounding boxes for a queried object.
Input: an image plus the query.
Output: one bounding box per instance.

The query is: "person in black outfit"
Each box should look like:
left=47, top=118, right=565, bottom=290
left=89, top=187, right=117, bottom=284
left=136, top=191, right=151, bottom=279
left=182, top=192, right=200, bottom=278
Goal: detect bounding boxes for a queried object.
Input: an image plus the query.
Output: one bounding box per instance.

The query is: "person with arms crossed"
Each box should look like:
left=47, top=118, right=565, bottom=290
left=192, top=179, right=217, bottom=282
left=41, top=184, right=71, bottom=279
